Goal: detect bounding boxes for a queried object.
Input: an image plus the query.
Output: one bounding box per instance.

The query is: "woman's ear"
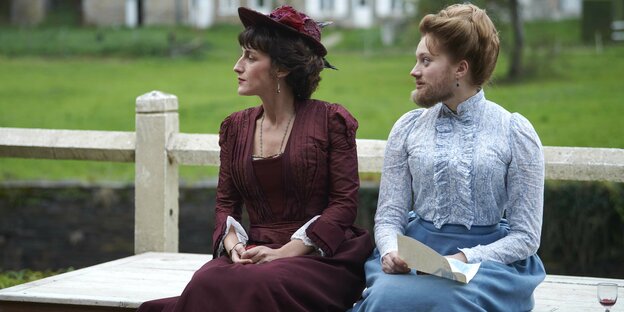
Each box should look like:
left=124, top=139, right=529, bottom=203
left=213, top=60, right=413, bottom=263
left=275, top=68, right=290, bottom=79
left=455, top=59, right=469, bottom=80
left=270, top=65, right=289, bottom=79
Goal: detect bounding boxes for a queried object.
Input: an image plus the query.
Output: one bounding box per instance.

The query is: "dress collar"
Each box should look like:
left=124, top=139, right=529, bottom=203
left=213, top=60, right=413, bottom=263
left=441, top=89, right=485, bottom=118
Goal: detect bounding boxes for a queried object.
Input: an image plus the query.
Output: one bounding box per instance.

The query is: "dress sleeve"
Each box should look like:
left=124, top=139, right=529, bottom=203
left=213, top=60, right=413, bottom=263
left=460, top=113, right=544, bottom=264
left=215, top=216, right=249, bottom=257
left=305, top=104, right=360, bottom=256
left=212, top=115, right=245, bottom=258
left=291, top=215, right=325, bottom=256
left=374, top=109, right=424, bottom=260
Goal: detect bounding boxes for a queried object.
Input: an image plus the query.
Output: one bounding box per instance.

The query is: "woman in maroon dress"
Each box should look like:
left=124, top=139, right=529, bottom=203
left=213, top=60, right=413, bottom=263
left=137, top=5, right=373, bottom=312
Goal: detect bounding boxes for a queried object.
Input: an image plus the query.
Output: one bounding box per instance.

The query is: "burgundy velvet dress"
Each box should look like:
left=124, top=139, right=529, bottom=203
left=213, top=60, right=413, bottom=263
left=137, top=99, right=373, bottom=312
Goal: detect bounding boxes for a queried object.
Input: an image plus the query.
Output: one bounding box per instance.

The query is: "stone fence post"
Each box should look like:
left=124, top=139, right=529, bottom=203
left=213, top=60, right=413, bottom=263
left=135, top=91, right=179, bottom=253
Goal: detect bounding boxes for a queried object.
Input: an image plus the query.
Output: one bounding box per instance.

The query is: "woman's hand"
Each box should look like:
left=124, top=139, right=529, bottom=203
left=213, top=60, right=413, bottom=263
left=223, top=227, right=252, bottom=264
left=240, top=245, right=284, bottom=264
left=240, top=239, right=315, bottom=264
left=382, top=251, right=410, bottom=274
left=445, top=252, right=468, bottom=263
left=230, top=243, right=253, bottom=264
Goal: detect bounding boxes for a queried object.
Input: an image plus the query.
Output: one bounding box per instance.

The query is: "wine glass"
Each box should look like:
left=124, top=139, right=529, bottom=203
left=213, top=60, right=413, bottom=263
left=597, top=282, right=618, bottom=311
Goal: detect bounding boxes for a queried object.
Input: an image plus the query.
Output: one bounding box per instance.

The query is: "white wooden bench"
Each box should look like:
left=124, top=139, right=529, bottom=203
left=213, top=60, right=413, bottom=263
left=1, top=252, right=623, bottom=311
left=1, top=91, right=623, bottom=311
left=0, top=253, right=209, bottom=312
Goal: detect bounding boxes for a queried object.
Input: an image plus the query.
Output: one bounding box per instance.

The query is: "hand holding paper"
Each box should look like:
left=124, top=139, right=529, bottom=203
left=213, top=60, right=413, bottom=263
left=397, top=234, right=481, bottom=283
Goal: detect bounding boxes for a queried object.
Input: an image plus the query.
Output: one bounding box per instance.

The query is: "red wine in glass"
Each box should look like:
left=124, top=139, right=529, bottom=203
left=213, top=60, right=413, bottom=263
left=600, top=298, right=616, bottom=307
left=597, top=282, right=618, bottom=312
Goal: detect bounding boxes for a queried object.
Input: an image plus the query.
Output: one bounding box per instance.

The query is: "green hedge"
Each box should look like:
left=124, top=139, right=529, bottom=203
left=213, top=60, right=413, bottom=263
left=0, top=181, right=622, bottom=286
left=540, top=181, right=624, bottom=277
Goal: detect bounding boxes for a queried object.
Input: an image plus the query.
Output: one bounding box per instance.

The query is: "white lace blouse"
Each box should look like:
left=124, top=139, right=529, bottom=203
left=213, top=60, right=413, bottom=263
left=374, top=90, right=544, bottom=264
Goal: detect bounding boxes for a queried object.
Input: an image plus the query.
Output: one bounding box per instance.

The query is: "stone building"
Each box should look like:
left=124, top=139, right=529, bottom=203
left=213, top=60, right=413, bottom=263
left=9, top=0, right=48, bottom=26
left=6, top=0, right=415, bottom=29
left=5, top=0, right=594, bottom=30
left=521, top=0, right=582, bottom=20
left=81, top=0, right=416, bottom=29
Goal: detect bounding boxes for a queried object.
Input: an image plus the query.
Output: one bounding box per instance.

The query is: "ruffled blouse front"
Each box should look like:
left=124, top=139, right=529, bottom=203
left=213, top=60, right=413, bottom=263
left=375, top=90, right=545, bottom=264
left=432, top=92, right=481, bottom=229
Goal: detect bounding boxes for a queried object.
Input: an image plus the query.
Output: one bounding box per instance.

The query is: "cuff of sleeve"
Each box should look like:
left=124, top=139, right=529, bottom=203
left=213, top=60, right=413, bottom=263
left=306, top=219, right=345, bottom=257
left=217, top=216, right=249, bottom=257
left=291, top=215, right=325, bottom=257
left=458, top=246, right=480, bottom=264
left=375, top=230, right=399, bottom=265
left=378, top=250, right=394, bottom=266
left=378, top=244, right=398, bottom=266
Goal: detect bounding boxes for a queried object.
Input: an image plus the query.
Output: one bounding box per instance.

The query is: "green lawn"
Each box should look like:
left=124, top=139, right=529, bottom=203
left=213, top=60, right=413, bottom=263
left=1, top=22, right=623, bottom=182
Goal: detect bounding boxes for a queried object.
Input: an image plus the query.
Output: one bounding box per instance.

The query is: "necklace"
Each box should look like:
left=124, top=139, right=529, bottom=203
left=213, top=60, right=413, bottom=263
left=257, top=112, right=294, bottom=158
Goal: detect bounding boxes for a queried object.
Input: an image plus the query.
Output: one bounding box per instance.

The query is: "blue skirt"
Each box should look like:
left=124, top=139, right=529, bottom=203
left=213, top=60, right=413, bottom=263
left=349, top=217, right=545, bottom=312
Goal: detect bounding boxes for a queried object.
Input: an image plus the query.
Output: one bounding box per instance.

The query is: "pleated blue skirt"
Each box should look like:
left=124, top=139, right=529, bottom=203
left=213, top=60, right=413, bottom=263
left=349, top=217, right=545, bottom=312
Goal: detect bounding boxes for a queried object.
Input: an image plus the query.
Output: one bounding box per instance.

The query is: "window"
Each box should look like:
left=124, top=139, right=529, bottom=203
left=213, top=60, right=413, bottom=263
left=250, top=0, right=270, bottom=13
left=321, top=0, right=335, bottom=11
left=391, top=0, right=400, bottom=10
left=219, top=0, right=239, bottom=15
left=391, top=0, right=403, bottom=13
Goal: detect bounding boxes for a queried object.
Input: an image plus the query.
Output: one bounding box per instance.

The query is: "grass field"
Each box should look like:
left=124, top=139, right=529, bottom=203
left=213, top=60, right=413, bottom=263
left=1, top=21, right=623, bottom=182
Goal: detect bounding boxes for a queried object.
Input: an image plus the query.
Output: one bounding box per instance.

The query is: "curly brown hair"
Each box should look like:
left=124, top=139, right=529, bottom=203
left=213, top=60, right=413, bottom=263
left=238, top=26, right=324, bottom=99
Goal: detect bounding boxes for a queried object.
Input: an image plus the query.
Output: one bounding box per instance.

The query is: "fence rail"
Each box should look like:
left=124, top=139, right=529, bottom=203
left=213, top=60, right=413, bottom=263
left=0, top=128, right=135, bottom=162
left=1, top=90, right=623, bottom=254
left=3, top=129, right=622, bottom=181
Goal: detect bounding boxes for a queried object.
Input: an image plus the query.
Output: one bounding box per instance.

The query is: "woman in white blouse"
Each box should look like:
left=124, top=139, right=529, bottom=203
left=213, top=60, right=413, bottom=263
left=350, top=4, right=546, bottom=312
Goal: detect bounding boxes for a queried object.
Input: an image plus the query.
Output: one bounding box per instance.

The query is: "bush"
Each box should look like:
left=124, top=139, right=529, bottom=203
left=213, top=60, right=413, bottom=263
left=0, top=25, right=241, bottom=59
left=0, top=268, right=72, bottom=289
left=540, top=181, right=624, bottom=278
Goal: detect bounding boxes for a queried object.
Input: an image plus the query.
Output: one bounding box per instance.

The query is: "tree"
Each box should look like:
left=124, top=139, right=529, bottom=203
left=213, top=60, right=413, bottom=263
left=507, top=0, right=524, bottom=80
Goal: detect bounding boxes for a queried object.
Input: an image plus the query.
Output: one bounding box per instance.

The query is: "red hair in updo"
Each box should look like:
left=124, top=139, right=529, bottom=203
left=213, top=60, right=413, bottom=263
left=419, top=4, right=500, bottom=86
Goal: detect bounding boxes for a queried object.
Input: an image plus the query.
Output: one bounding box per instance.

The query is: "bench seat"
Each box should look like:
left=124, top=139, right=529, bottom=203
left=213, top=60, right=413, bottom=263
left=1, top=252, right=623, bottom=311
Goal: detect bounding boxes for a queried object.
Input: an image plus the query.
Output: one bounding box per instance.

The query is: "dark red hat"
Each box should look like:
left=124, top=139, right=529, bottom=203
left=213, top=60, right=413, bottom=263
left=238, top=5, right=328, bottom=57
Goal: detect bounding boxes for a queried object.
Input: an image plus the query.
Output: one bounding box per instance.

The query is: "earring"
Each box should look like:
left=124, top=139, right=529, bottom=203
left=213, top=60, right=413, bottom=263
left=456, top=79, right=460, bottom=87
left=276, top=79, right=281, bottom=94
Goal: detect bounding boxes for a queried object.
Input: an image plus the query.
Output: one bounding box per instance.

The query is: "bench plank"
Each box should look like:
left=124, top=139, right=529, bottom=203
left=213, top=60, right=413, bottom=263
left=0, top=252, right=211, bottom=309
left=1, top=252, right=623, bottom=311
left=534, top=275, right=624, bottom=311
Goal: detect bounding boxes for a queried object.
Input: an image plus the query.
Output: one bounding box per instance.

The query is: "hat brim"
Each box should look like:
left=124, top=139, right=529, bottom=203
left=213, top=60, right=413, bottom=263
left=238, top=7, right=327, bottom=57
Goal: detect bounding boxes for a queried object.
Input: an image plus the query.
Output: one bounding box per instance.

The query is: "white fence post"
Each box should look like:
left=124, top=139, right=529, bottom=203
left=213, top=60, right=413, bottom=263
left=135, top=91, right=179, bottom=253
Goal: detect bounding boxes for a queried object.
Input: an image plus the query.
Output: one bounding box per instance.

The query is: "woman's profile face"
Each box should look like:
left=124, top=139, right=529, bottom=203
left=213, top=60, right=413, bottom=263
left=409, top=34, right=456, bottom=108
left=233, top=47, right=274, bottom=97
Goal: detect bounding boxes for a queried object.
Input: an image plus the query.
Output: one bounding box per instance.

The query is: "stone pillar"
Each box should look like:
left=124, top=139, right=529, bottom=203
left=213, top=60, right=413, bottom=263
left=135, top=91, right=179, bottom=254
left=11, top=0, right=47, bottom=26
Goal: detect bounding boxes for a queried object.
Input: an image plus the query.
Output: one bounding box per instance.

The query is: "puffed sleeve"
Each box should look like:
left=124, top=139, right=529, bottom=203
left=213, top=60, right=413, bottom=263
left=374, top=109, right=424, bottom=259
left=460, top=113, right=544, bottom=264
left=305, top=104, right=359, bottom=256
left=211, top=115, right=245, bottom=257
